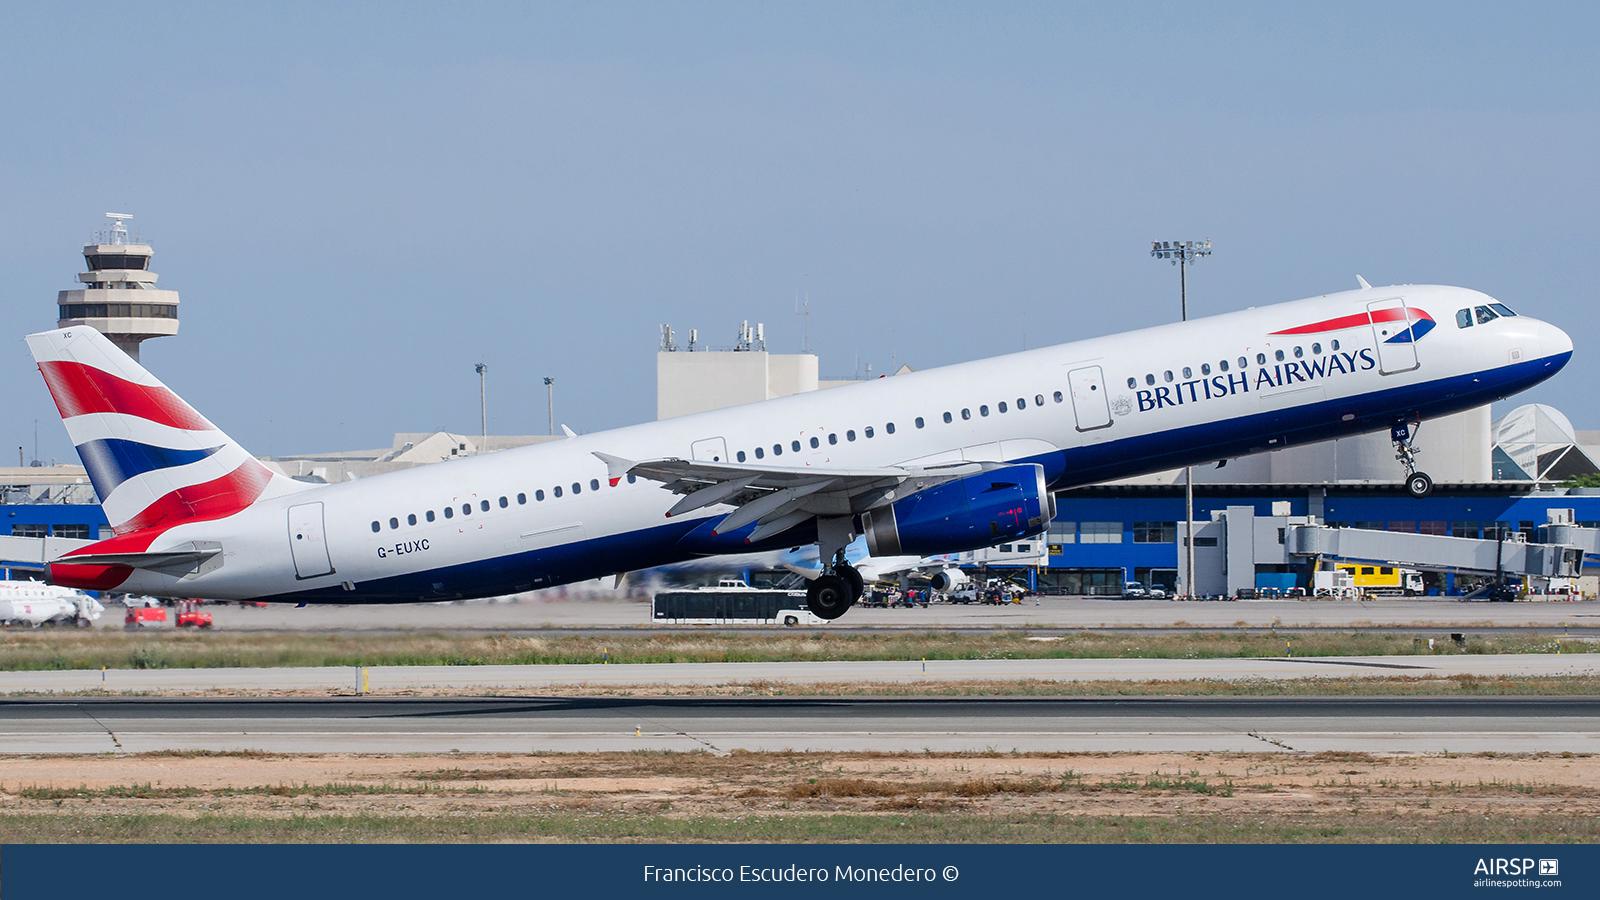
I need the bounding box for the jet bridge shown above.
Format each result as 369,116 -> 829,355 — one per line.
1178,506 -> 1587,598
1288,525 -> 1584,579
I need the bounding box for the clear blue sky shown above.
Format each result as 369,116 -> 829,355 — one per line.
2,2 -> 1596,461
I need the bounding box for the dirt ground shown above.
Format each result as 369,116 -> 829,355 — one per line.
2,749 -> 1594,827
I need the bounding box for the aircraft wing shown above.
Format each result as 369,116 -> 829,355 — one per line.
594,452 -> 985,543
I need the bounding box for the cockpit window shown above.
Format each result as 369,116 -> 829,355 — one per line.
1489,303 -> 1517,317
1456,309 -> 1472,328
1475,305 -> 1499,325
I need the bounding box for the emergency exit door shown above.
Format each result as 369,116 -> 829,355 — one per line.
288,502 -> 335,579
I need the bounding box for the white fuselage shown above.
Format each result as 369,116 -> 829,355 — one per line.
105,284 -> 1572,603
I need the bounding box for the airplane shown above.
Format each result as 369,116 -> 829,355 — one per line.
26,282 -> 1571,620
0,580 -> 104,627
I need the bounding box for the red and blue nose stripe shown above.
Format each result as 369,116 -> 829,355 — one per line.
1272,307 -> 1435,344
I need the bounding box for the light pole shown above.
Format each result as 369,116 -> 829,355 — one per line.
544,377 -> 554,436
1151,239 -> 1212,600
475,363 -> 488,445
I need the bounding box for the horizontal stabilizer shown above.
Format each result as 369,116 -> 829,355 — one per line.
55,541 -> 223,577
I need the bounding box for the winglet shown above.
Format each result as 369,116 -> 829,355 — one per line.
592,451 -> 636,486
561,424 -> 577,438
1356,275 -> 1372,290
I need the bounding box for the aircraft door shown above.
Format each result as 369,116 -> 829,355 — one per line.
1067,366 -> 1113,431
690,437 -> 729,463
1367,298 -> 1420,375
288,502 -> 335,579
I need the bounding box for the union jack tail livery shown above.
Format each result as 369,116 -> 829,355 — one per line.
26,327 -> 300,589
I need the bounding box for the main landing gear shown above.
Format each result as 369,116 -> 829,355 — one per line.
805,553 -> 864,621
1393,419 -> 1433,499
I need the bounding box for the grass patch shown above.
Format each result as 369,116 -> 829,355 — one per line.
0,810 -> 1595,843
0,629 -> 1587,672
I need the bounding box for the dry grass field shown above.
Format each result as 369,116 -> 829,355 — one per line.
0,749 -> 1595,843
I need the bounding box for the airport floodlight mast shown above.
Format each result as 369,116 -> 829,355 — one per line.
544,377 -> 554,436
475,363 -> 488,443
1151,239 -> 1213,599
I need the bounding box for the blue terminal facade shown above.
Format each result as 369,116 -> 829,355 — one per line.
1040,483 -> 1600,595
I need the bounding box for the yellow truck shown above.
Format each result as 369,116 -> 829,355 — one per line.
1334,563 -> 1424,597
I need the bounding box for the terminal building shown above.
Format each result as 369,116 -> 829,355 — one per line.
6,219 -> 1599,596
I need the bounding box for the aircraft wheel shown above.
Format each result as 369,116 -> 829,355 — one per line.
806,575 -> 853,620
1406,471 -> 1433,499
836,564 -> 865,602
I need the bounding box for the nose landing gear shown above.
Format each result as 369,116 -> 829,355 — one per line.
1393,419 -> 1433,498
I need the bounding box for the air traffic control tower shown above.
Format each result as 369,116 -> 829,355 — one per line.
56,214 -> 179,361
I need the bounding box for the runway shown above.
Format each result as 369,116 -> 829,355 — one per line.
2,695 -> 1594,755
4,652 -> 1595,694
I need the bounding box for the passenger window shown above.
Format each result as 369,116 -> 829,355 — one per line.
961,409 -> 971,420
847,430 -> 856,441
463,504 -> 472,515
1127,378 -> 1136,389
499,496 -> 508,508
444,506 -> 454,518
1475,305 -> 1499,324
943,412 -> 953,423
590,479 -> 600,491
1238,356 -> 1248,368
979,405 -> 989,417
1219,359 -> 1229,372
828,433 -> 838,444
1016,398 -> 1026,409
517,493 -> 526,504
1182,367 -> 1192,379
1456,309 -> 1473,328
1293,346 -> 1303,358
914,418 -> 925,429
737,450 -> 746,462
1311,343 -> 1321,355
1274,350 -> 1285,361
1163,371 -> 1173,383
810,436 -> 820,447
370,521 -> 380,533
755,447 -> 764,459
480,500 -> 490,511
1489,303 -> 1517,317
535,490 -> 544,501
1256,353 -> 1266,365
791,440 -> 801,452
627,474 -> 637,483
389,517 -> 399,530
1053,391 -> 1063,403
1034,394 -> 1044,406
885,422 -> 895,434
864,426 -> 875,438
426,510 -> 436,522
773,444 -> 782,456
1145,374 -> 1155,386
407,513 -> 417,525
553,486 -> 562,498
998,402 -> 1008,413
571,483 -> 581,494
1331,340 -> 1340,351
1200,364 -> 1210,376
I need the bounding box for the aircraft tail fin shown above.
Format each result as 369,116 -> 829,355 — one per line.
25,326 -> 289,536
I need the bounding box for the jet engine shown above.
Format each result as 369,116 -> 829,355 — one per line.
861,463 -> 1054,558
929,568 -> 968,592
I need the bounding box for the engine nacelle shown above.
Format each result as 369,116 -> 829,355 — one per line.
861,463 -> 1054,558
929,568 -> 968,592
